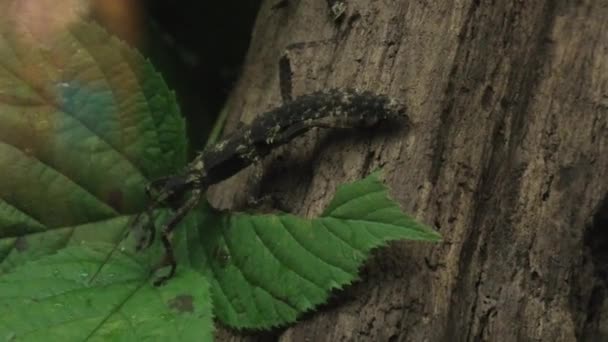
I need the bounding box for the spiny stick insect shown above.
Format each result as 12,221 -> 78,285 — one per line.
91,40 -> 407,286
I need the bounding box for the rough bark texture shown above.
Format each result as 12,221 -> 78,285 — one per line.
209,0 -> 608,341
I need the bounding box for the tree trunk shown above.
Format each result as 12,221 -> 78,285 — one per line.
208,0 -> 608,341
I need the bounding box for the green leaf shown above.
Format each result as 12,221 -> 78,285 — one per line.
0,245 -> 213,342
0,16 -> 186,270
182,172 -> 440,329
1,215 -> 129,274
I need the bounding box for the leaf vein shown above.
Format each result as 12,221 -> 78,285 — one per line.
0,29 -> 150,182
220,220 -> 298,314
279,216 -> 353,276
316,218 -> 362,252
67,26 -> 160,179
323,189 -> 385,217
84,279 -> 148,341
250,218 -> 325,291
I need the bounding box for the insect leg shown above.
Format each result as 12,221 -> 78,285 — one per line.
278,54 -> 293,103
145,176 -> 172,198
152,188 -> 203,286
279,39 -> 338,103
135,200 -> 160,251
129,177 -> 172,251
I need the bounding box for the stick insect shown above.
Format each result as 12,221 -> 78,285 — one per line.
91,39 -> 407,286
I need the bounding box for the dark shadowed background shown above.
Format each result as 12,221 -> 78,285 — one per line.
95,0 -> 263,151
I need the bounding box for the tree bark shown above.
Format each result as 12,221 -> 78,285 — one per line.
208,0 -> 608,341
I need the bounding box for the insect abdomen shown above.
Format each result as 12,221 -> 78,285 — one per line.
201,89 -> 405,185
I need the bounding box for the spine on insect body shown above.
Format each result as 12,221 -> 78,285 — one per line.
191,89 -> 406,186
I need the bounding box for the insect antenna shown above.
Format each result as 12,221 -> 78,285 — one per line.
87,201 -> 159,285
87,218 -> 133,285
